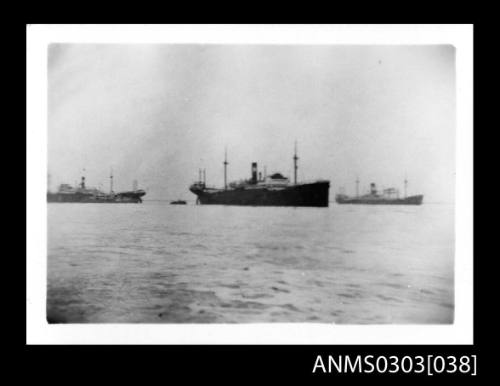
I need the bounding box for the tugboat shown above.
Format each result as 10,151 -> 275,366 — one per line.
335,178 -> 423,205
47,172 -> 146,203
189,144 -> 330,207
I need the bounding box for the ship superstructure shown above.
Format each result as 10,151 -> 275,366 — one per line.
189,144 -> 330,207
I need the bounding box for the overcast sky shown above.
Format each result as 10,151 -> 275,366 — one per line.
48,44 -> 455,202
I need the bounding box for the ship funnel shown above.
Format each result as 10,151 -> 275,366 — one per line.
251,162 -> 258,184
370,183 -> 377,195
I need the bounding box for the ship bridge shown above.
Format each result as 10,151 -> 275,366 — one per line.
259,172 -> 289,186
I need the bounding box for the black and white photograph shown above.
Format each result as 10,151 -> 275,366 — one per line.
27,25 -> 473,344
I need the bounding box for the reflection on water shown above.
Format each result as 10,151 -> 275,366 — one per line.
47,201 -> 454,323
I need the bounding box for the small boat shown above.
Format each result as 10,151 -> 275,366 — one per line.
170,200 -> 187,205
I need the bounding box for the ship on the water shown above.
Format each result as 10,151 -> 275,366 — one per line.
189,144 -> 330,207
47,173 -> 146,203
335,179 -> 423,205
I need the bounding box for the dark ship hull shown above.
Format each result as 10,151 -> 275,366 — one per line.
335,194 -> 423,205
190,181 -> 330,207
47,190 -> 146,203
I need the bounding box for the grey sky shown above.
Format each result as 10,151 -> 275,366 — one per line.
48,44 -> 455,202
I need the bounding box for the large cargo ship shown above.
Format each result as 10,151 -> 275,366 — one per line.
335,180 -> 423,205
189,145 -> 330,207
47,174 -> 146,203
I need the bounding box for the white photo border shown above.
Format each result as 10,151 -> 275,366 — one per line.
26,24 -> 473,344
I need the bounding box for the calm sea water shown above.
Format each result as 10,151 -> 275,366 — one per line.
47,201 -> 454,324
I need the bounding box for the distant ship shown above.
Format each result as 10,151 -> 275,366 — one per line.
189,144 -> 330,207
335,180 -> 423,205
47,173 -> 146,203
170,200 -> 187,205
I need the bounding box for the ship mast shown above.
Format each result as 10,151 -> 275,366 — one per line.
81,168 -> 86,189
356,176 -> 359,198
404,174 -> 408,199
223,147 -> 228,190
110,168 -> 114,193
293,141 -> 298,185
